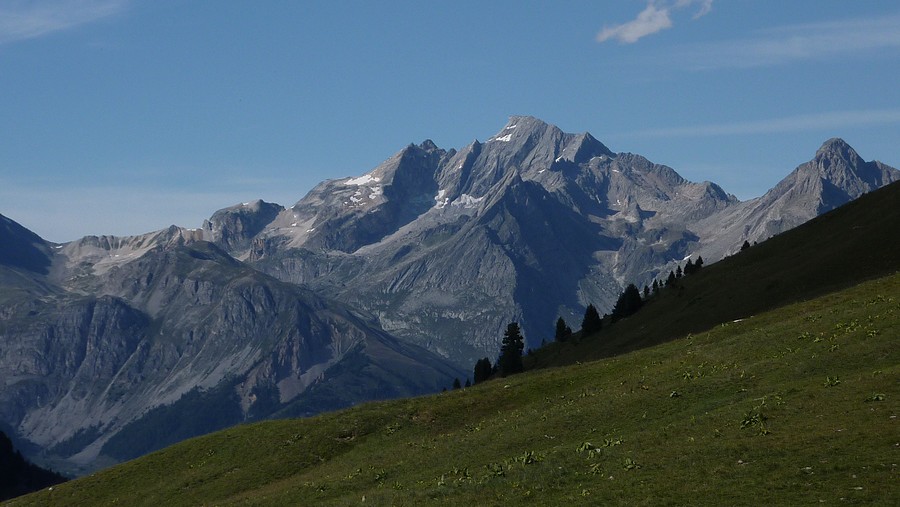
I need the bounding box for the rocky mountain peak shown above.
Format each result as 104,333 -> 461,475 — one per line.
804,138 -> 898,193
814,137 -> 864,170
491,115 -> 562,142
504,114 -> 552,130
202,200 -> 284,254
418,139 -> 440,152
561,132 -> 615,164
816,137 -> 854,155
699,138 -> 899,260
485,116 -> 615,171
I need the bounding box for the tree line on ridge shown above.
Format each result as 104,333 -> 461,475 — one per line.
448,256 -> 706,389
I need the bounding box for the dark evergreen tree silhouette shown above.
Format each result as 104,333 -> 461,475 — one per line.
452,378 -> 462,389
498,322 -> 525,377
684,258 -> 695,275
0,430 -> 66,501
652,279 -> 660,295
666,270 -> 676,286
696,256 -> 704,270
581,304 -> 603,336
612,283 -> 643,321
473,357 -> 492,384
741,240 -> 751,251
554,317 -> 573,342
642,285 -> 650,299
464,378 -> 471,388
675,265 -> 683,278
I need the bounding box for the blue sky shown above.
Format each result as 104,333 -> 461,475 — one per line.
1,1 -> 898,242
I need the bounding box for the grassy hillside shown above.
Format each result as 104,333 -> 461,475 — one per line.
530,180 -> 900,369
7,271 -> 898,506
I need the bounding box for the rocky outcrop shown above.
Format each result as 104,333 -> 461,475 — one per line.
202,200 -> 284,255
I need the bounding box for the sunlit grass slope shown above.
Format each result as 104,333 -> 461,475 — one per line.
8,272 -> 898,506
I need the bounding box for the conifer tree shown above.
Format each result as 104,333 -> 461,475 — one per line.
675,265 -> 683,278
581,304 -> 602,336
741,240 -> 751,251
554,317 -> 573,342
464,378 -> 471,388
696,256 -> 704,270
652,279 -> 659,294
643,285 -> 650,299
0,430 -> 65,499
473,358 -> 492,384
684,258 -> 695,275
666,271 -> 676,286
452,378 -> 461,390
498,322 -> 525,377
612,283 -> 643,321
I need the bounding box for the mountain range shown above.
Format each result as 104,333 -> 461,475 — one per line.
207,117 -> 898,363
0,116 -> 896,474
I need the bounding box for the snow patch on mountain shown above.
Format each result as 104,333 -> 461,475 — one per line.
434,189 -> 449,209
344,174 -> 381,186
452,194 -> 485,208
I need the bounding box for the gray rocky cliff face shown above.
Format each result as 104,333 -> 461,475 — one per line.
0,228 -> 461,475
202,200 -> 284,255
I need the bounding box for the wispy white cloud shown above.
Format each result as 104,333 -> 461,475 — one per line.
679,0 -> 713,20
0,0 -> 127,45
597,4 -> 672,44
672,12 -> 900,69
630,109 -> 900,138
597,0 -> 713,44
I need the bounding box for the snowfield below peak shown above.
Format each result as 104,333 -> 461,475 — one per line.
344,174 -> 381,186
